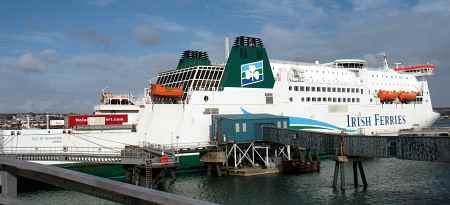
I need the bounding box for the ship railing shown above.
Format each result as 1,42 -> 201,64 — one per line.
141,141 -> 211,153
0,146 -> 123,155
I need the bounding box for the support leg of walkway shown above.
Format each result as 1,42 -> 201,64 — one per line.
216,164 -> 222,177
357,161 -> 368,189
340,162 -> 346,191
207,164 -> 212,176
353,161 -> 359,188
332,161 -> 339,189
0,171 -> 17,198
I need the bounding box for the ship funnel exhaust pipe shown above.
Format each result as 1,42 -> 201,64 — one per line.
224,37 -> 230,62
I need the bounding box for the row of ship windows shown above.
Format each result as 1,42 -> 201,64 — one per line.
291,97 -> 361,103
289,86 -> 363,94
371,74 -> 410,80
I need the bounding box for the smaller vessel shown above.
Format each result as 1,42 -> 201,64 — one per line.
377,90 -> 398,103
398,91 -> 418,103
150,84 -> 184,97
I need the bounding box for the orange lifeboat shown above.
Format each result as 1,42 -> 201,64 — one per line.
377,90 -> 398,102
150,84 -> 184,97
398,91 -> 417,102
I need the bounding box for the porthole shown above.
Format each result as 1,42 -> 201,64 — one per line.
204,96 -> 209,102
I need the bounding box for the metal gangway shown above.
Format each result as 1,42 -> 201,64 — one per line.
0,146 -> 178,167
262,127 -> 450,162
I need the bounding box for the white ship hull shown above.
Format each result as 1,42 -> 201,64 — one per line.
1,36 -> 440,155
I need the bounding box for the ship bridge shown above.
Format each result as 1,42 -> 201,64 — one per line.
328,59 -> 368,70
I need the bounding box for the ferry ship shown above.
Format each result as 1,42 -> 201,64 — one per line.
0,36 -> 440,176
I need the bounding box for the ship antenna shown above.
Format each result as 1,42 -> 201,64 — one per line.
383,53 -> 390,70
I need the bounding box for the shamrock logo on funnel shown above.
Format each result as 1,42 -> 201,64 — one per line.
241,60 -> 264,87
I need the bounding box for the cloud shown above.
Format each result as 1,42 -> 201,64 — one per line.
136,15 -> 186,32
414,0 -> 450,13
132,15 -> 188,46
240,0 -> 450,106
132,24 -> 161,45
0,51 -> 179,112
16,53 -> 48,73
0,49 -> 58,73
87,0 -> 115,7
2,32 -> 63,45
66,31 -> 112,48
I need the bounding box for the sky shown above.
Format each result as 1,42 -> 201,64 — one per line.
0,0 -> 449,112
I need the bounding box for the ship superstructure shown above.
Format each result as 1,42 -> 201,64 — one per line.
136,36 -> 439,147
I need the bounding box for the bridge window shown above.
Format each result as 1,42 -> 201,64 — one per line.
242,122 -> 247,132
235,123 -> 240,133
277,121 -> 282,128
283,121 -> 288,128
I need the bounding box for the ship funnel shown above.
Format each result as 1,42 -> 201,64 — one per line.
219,36 -> 275,88
177,50 -> 211,69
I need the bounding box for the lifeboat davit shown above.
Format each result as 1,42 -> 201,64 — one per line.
398,91 -> 417,102
150,84 -> 184,97
377,90 -> 398,102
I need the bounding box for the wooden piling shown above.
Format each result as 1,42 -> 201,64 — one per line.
357,161 -> 368,189
352,161 -> 358,187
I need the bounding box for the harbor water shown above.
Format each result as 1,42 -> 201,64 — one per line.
18,119 -> 450,205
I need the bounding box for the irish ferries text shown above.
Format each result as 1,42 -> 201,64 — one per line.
347,114 -> 406,127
